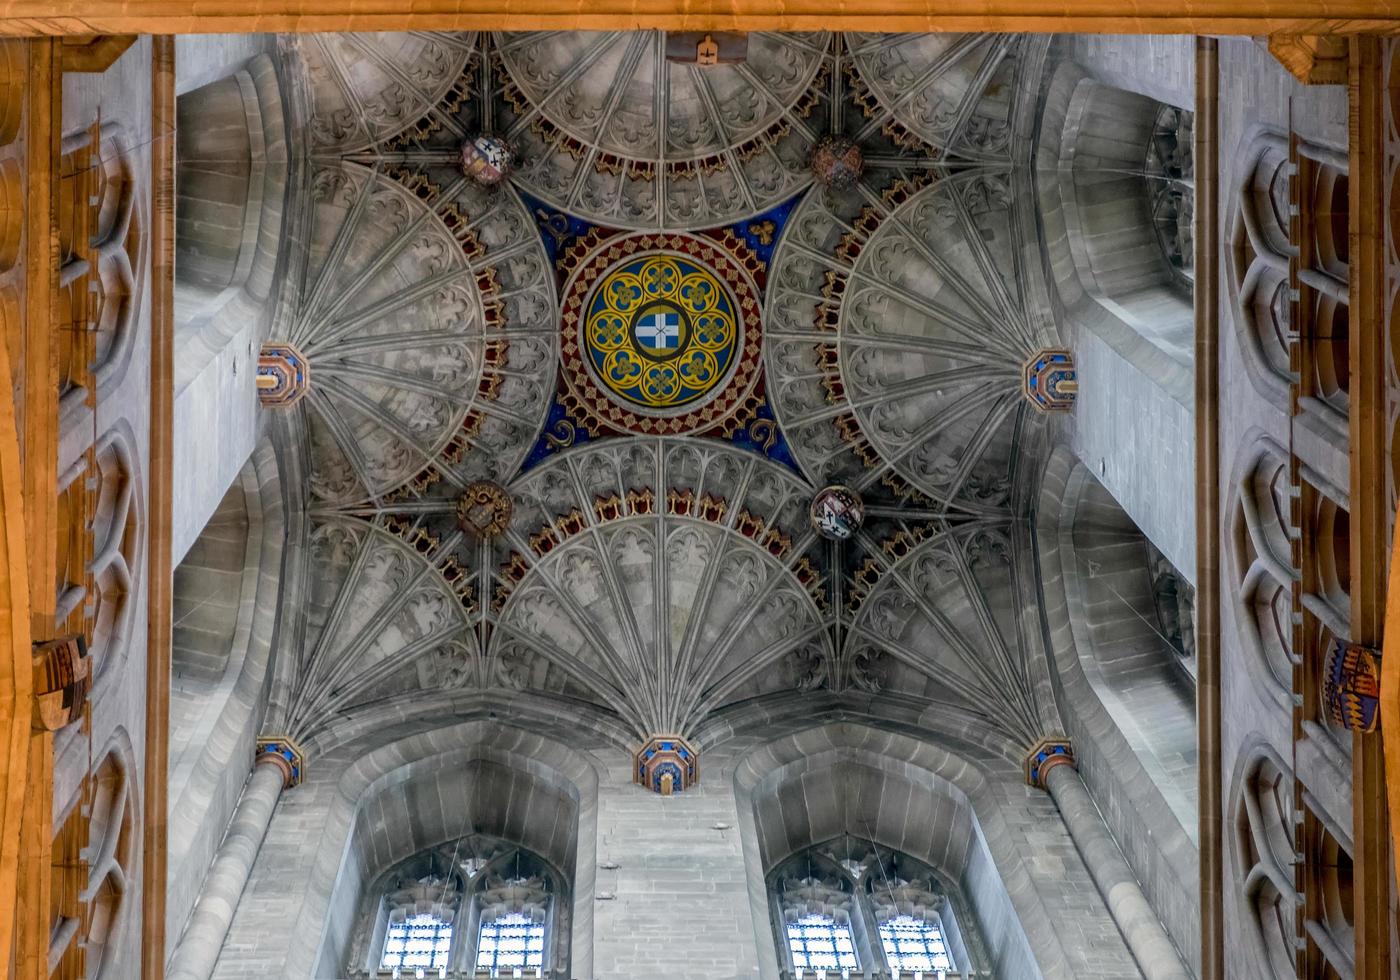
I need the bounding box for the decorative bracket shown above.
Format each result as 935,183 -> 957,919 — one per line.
1267,35 -> 1348,86
1024,737 -> 1075,790
634,734 -> 699,796
256,735 -> 306,789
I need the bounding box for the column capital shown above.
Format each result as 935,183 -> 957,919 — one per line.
256,342 -> 310,407
255,735 -> 306,789
1023,349 -> 1077,413
1024,737 -> 1074,790
633,734 -> 699,796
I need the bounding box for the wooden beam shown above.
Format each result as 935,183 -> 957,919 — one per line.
1193,35 -> 1224,980
141,33 -> 174,980
0,0 -> 1397,36
13,36 -> 57,980
1347,34 -> 1393,980
0,42 -> 32,968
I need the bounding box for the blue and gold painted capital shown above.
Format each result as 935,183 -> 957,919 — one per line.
585,253 -> 739,411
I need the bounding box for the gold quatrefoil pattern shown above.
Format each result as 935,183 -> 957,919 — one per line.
586,253 -> 737,410
561,232 -> 762,435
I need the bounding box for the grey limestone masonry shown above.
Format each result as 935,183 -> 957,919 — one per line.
1212,35 -> 1348,980
591,756 -> 761,979
1069,327 -> 1196,588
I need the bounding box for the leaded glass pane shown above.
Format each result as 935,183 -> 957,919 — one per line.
381,913 -> 453,971
786,913 -> 859,972
879,914 -> 953,972
476,911 -> 546,971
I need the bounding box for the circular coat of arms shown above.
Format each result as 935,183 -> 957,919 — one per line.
460,134 -> 514,186
809,485 -> 864,541
561,232 -> 761,435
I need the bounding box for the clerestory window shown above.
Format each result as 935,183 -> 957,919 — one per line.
768,836 -> 983,978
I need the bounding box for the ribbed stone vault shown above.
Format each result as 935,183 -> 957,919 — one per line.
273,29 -> 1062,762
292,160 -> 557,502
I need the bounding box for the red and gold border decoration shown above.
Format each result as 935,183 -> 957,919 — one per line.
560,232 -> 763,436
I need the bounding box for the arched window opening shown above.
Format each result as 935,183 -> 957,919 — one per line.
1144,105 -> 1195,287
768,836 -> 983,978
1049,75 -> 1196,379
474,875 -> 551,974
348,835 -> 563,978
879,915 -> 953,973
379,877 -> 459,975
1064,466 -> 1198,832
1147,542 -> 1197,679
779,879 -> 860,975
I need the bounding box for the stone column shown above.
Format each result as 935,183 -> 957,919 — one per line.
166,747 -> 293,980
1041,758 -> 1192,980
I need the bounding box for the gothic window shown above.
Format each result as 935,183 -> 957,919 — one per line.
768,837 -> 985,978
1144,104 -> 1196,288
347,836 -> 564,978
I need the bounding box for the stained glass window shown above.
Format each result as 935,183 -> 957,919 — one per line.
380,912 -> 453,972
476,910 -> 546,972
786,912 -> 859,973
879,914 -> 953,973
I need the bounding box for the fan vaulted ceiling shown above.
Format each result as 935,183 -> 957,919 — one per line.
269,29 -> 1062,763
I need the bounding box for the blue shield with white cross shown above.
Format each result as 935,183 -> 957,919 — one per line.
635,310 -> 681,354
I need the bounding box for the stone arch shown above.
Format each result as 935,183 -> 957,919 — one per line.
174,52 -> 289,391
318,753 -> 580,976
1037,61 -> 1194,405
217,721 -> 599,979
1058,457 -> 1197,829
733,724 -> 1074,980
1035,446 -> 1200,966
166,440 -> 284,947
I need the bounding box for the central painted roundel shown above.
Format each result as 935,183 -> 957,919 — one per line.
586,254 -> 739,410
562,232 -> 762,435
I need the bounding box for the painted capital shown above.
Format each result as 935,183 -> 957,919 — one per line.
634,734 -> 699,796
256,735 -> 306,789
256,342 -> 310,408
1023,349 -> 1077,413
1024,737 -> 1075,790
